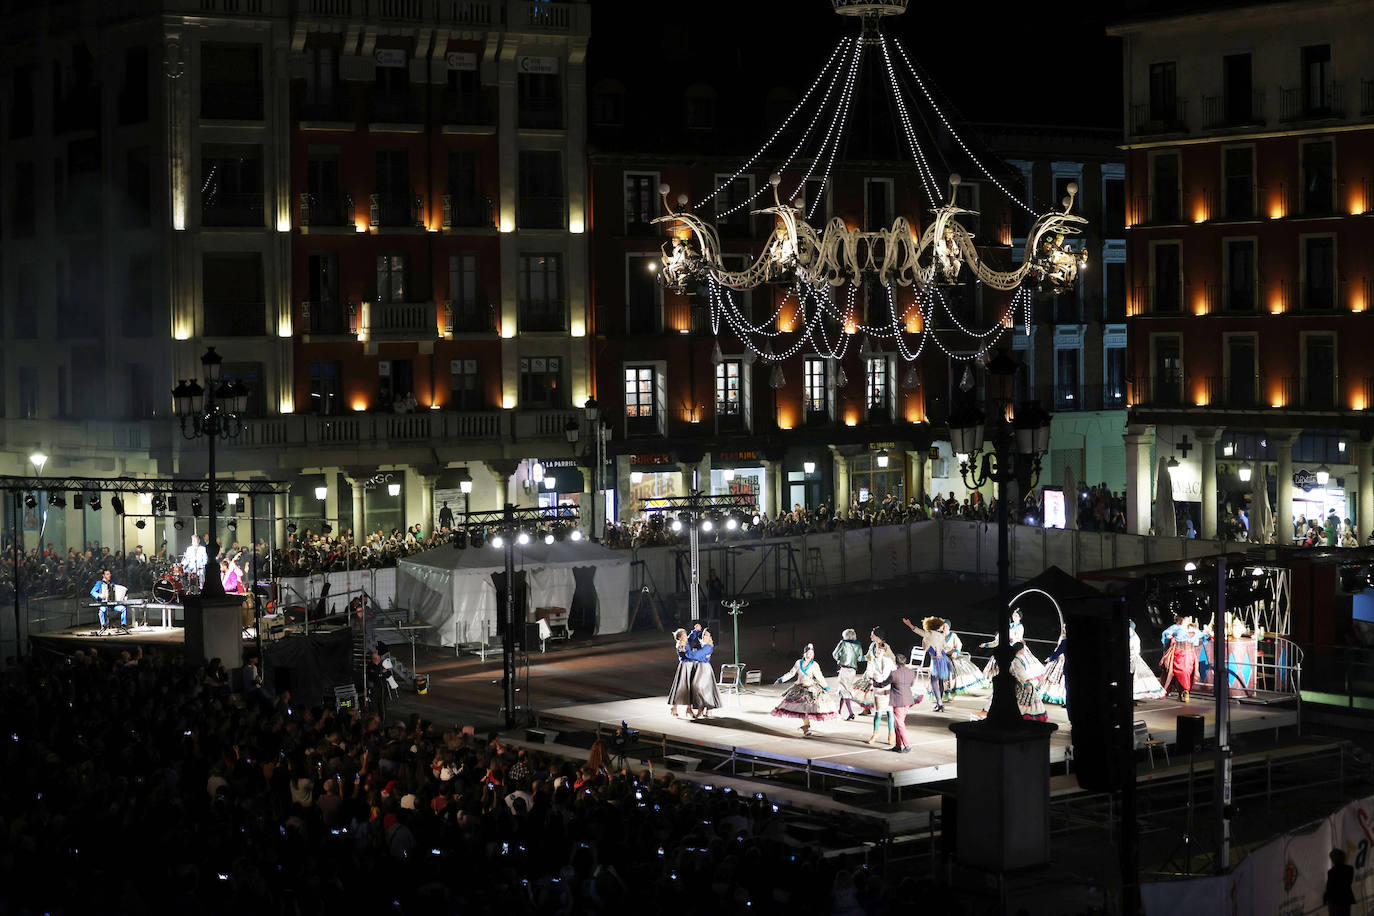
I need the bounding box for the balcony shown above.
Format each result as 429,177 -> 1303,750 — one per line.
202,192 -> 265,228
1128,373 -> 1358,413
518,300 -> 566,333
1128,373 -> 1184,410
1130,99 -> 1188,136
227,409 -> 582,455
439,1 -> 495,26
1133,283 -> 1183,317
302,300 -> 354,338
299,192 -> 353,229
1130,193 -> 1184,226
517,196 -> 566,230
1280,82 -> 1345,121
511,1 -> 587,32
445,298 -> 497,334
443,193 -> 496,230
1201,90 -> 1265,129
443,95 -> 490,126
363,300 -> 438,341
370,192 -> 423,229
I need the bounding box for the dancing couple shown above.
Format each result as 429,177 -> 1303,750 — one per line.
667,624 -> 721,719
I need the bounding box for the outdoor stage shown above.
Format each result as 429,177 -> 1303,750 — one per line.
535,686 -> 1300,802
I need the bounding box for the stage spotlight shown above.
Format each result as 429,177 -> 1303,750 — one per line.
491,534 -> 505,549
517,531 -> 531,546
48,492 -> 66,508
167,496 -> 178,512
544,533 -> 555,545
135,520 -> 146,529
151,493 -> 164,512
570,529 -> 583,542
24,492 -> 36,509
671,518 -> 683,532
88,493 -> 101,511
214,498 -> 226,513
174,519 -> 185,530
726,517 -> 738,531
554,526 -> 567,542
452,530 -> 468,549
112,495 -> 125,515
73,493 -> 84,511
286,522 -> 298,534
471,529 -> 485,549
190,498 -> 202,517
227,519 -> 237,531
701,518 -> 713,532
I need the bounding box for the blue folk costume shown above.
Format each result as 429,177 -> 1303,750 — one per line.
943,630 -> 990,696
90,577 -> 126,628
684,640 -> 722,712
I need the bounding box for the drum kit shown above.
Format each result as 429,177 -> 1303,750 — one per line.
152,564 -> 197,603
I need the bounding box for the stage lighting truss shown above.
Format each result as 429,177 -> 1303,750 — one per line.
645,495 -> 760,532
651,9 -> 1089,371
448,506 -> 581,550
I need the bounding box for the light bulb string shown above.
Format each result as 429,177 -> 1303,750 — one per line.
693,38 -> 851,213
879,36 -> 942,208
798,36 -> 865,223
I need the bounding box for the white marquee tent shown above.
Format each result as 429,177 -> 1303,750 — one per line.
395,540 -> 633,647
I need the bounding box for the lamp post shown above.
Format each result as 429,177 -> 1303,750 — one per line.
458,466 -> 473,516
172,347 -> 248,601
945,350 -> 1056,873
566,398 -> 608,540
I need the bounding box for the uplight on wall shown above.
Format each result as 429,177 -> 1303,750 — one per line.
278,317 -> 293,337
277,216 -> 292,232
352,400 -> 368,412
569,217 -> 585,234
503,394 -> 516,409
571,319 -> 586,337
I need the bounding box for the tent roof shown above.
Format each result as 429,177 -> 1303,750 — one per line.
973,565 -> 1103,611
399,538 -> 628,574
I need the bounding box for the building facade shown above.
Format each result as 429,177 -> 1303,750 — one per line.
0,0 -> 592,553
1110,0 -> 1374,539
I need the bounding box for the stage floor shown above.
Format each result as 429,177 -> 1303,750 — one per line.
536,686 -> 1299,799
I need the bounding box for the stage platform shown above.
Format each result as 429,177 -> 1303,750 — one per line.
535,686 -> 1299,802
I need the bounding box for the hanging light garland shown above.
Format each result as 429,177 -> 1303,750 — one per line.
654,4 -> 1089,373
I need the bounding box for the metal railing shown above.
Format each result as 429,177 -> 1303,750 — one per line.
299,191 -> 354,228
1280,81 -> 1345,121
443,193 -> 495,229
1132,282 -> 1183,315
1130,99 -> 1188,135
202,192 -> 265,228
1131,193 -> 1183,226
445,298 -> 497,334
518,300 -> 567,332
370,192 -> 422,229
302,300 -> 353,336
365,300 -> 438,340
1201,89 -> 1265,129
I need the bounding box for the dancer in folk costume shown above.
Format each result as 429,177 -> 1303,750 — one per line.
902,616 -> 955,712
1160,614 -> 1206,702
1039,627 -> 1068,707
986,642 -> 1049,720
667,629 -> 694,716
980,609 -> 1039,679
771,644 -> 840,736
831,627 -> 866,721
942,619 -> 990,696
862,629 -> 898,747
685,628 -> 722,719
1129,620 -> 1166,700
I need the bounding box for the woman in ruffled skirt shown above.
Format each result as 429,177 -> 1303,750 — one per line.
980,609 -> 1040,680
943,623 -> 990,696
986,643 -> 1049,721
772,644 -> 841,736
1039,628 -> 1068,707
1129,620 -> 1166,700
667,629 -> 694,716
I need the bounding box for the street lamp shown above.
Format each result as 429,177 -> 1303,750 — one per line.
947,351 -> 1052,725
566,398 -> 608,540
171,346 -> 248,601
458,466 -> 473,516
1238,462 -> 1253,483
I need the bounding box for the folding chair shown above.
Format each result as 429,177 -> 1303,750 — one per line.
717,664 -> 744,707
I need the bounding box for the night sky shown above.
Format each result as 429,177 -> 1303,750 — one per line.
590,0 -> 1123,132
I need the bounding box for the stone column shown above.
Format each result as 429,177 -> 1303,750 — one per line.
1275,432 -> 1300,543
911,448 -> 927,508
486,459 -> 520,513
1196,428 -> 1221,540
342,471 -> 367,539
273,492 -> 287,547
762,459 -> 782,518
1359,441 -> 1374,539
414,467 -> 443,536
1123,426 -> 1155,536
325,469 -> 341,532
831,446 -> 851,513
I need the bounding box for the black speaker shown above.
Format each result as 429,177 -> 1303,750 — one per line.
524,622 -> 542,651
1064,596 -> 1133,792
1176,714 -> 1205,754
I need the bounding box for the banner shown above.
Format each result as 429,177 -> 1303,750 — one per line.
1143,794 -> 1374,916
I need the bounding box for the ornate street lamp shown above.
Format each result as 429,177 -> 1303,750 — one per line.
171,346 -> 248,601
946,351 -> 1051,723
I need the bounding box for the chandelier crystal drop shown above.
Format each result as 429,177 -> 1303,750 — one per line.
654,7 -> 1088,372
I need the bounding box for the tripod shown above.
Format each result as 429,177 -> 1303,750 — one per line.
1160,749 -> 1206,875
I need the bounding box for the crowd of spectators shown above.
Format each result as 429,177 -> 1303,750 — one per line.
1,539 -> 166,602
272,525 -> 441,576
0,647 -> 949,914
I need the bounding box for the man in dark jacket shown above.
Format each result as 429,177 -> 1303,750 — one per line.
876,653 -> 919,753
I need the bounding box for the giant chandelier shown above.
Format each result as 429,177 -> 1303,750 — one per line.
654,0 -> 1088,378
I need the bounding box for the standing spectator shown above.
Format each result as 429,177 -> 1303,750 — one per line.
1325,848 -> 1355,916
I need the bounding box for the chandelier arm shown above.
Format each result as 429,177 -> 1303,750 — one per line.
695,37 -> 852,213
